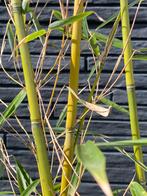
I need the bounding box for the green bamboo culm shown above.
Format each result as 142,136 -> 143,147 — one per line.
120,0 -> 146,186
60,0 -> 83,195
11,0 -> 54,195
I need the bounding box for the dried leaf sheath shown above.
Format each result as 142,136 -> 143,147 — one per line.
11,0 -> 54,195
60,0 -> 83,195
120,0 -> 146,185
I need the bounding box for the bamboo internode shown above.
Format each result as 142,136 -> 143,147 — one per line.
120,0 -> 146,186
11,0 -> 54,195
60,0 -> 83,195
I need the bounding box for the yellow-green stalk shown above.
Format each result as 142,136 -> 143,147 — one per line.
60,0 -> 83,195
120,0 -> 146,185
11,0 -> 54,195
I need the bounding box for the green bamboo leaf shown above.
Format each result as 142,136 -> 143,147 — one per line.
68,162 -> 84,196
0,192 -> 14,195
22,0 -> 32,13
0,88 -> 27,126
21,179 -> 40,196
133,54 -> 147,61
54,183 -> 61,192
16,162 -> 27,193
99,97 -> 129,115
30,12 -> 45,44
93,32 -> 123,48
6,22 -> 15,52
76,141 -> 113,196
87,61 -> 99,81
53,127 -> 65,132
48,11 -> 94,30
24,29 -> 46,43
56,105 -> 67,127
15,159 -> 32,186
96,139 -> 147,148
89,33 -> 100,56
53,10 -> 62,20
130,182 -> 147,196
82,18 -> 89,39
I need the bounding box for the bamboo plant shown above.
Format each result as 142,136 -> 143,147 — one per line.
60,0 -> 83,195
11,0 -> 54,195
120,0 -> 146,186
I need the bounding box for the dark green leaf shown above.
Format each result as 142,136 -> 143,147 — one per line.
89,33 -> 100,56
93,32 -> 122,48
82,18 -> 89,39
21,179 -> 40,196
56,105 -> 67,127
68,162 -> 84,195
0,88 -> 27,127
15,159 -> 32,186
99,97 -> 129,115
6,22 -> 15,52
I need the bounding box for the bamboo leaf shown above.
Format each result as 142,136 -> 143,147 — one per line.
93,32 -> 123,48
53,10 -> 62,20
16,162 -> 27,193
0,88 -> 27,126
68,162 -> 84,196
68,87 -> 111,117
133,54 -> 147,61
30,12 -> 45,44
96,139 -> 147,148
99,97 -> 129,115
82,18 -> 89,39
15,159 -> 33,193
54,183 -> 61,192
89,33 -> 100,56
23,29 -> 46,43
0,192 -> 14,195
56,105 -> 67,127
6,22 -> 15,52
22,0 -> 32,13
130,181 -> 147,196
15,159 -> 32,186
48,11 -> 94,30
21,179 -> 40,196
76,141 -> 113,196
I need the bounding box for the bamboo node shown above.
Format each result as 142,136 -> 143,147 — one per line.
11,3 -> 22,13
127,84 -> 135,89
66,128 -> 75,133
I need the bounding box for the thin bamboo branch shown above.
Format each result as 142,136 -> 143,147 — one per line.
11,0 -> 54,195
60,0 -> 83,195
120,0 -> 146,186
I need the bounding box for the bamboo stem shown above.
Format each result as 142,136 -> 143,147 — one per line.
11,0 -> 54,195
60,0 -> 83,195
120,0 -> 146,185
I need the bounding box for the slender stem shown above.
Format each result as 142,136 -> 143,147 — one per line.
11,0 -> 54,195
120,0 -> 146,186
60,0 -> 83,195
